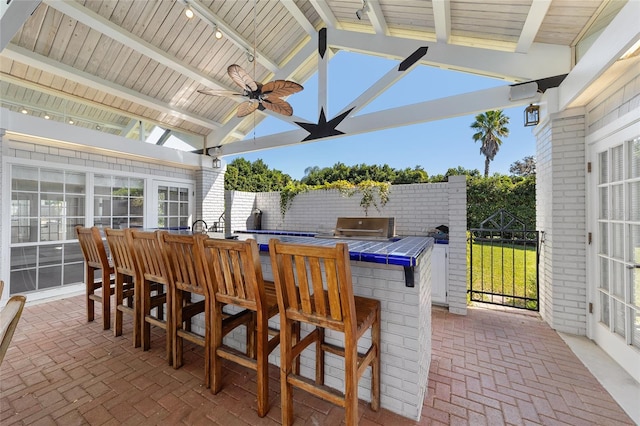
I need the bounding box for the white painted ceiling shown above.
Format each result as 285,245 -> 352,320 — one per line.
0,0 -> 635,157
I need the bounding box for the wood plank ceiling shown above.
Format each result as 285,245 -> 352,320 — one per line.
0,0 -> 624,156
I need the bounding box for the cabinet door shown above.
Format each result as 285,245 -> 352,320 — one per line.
431,244 -> 448,304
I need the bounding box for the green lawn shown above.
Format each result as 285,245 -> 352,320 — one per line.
468,239 -> 538,309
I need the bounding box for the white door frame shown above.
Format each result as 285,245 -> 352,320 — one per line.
586,111 -> 640,383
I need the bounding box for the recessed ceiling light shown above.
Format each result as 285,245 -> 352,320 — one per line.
185,7 -> 194,19
68,119 -> 74,124
21,108 -> 28,114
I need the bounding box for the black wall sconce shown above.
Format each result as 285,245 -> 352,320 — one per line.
207,146 -> 222,169
524,104 -> 540,127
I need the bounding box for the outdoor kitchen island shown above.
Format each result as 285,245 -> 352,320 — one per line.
217,230 -> 434,421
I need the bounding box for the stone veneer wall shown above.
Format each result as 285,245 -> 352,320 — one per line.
227,176 -> 467,315
535,109 -> 587,335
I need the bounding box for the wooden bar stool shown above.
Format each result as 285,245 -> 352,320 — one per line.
104,228 -> 139,347
269,240 -> 381,426
159,232 -> 210,383
197,237 -> 280,417
75,225 -> 115,330
130,229 -> 172,364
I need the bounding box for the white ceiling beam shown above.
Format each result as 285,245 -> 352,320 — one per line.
42,0 -> 236,94
219,84 -> 539,156
559,0 -> 640,110
280,0 -> 316,35
309,0 -> 338,29
336,47 -> 427,117
329,29 -> 570,81
516,0 -> 551,53
0,0 -> 41,51
432,0 -> 451,44
184,0 -> 279,73
0,72 -> 205,139
2,45 -> 222,130
366,1 -> 389,36
1,108 -> 208,168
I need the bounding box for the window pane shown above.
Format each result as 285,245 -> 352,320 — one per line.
94,175 -> 112,195
599,151 -> 608,184
632,225 -> 640,264
39,266 -> 62,289
611,261 -> 625,298
599,187 -> 608,219
613,299 -> 625,337
94,196 -> 112,216
600,292 -> 610,327
599,222 -> 608,255
11,246 -> 37,269
64,262 -> 84,285
10,269 -> 37,294
113,197 -> 128,216
599,257 -> 609,291
169,202 -> 178,216
130,198 -> 143,215
11,218 -> 38,243
611,145 -> 623,182
179,188 -> 189,201
40,169 -> 64,192
41,218 -> 63,242
40,245 -> 62,267
66,195 -> 85,216
65,172 -> 85,194
612,223 -> 624,260
41,194 -> 64,216
12,166 -> 38,191
629,137 -> 640,179
632,309 -> 640,350
611,184 -> 623,220
630,181 -> 639,221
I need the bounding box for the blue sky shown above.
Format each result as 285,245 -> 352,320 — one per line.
225,50 -> 536,180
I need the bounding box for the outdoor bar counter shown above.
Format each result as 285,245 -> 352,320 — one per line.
209,230 -> 434,421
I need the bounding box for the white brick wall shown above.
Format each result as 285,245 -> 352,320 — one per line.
229,178 -> 467,315
227,191 -> 259,233
197,168 -> 225,230
535,110 -> 587,335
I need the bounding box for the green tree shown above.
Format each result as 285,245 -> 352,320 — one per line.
224,158 -> 294,192
470,110 -> 510,177
509,155 -> 536,177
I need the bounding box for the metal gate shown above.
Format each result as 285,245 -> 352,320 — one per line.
469,209 -> 539,311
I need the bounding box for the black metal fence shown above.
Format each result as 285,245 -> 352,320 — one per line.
468,209 -> 539,311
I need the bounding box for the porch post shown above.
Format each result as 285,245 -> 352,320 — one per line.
535,107 -> 588,335
195,161 -> 225,233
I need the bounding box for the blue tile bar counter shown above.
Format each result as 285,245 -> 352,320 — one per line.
231,230 -> 434,268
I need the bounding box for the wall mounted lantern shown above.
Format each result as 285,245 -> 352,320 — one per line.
524,104 -> 540,127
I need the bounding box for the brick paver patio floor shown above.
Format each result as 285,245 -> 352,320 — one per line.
0,294 -> 634,425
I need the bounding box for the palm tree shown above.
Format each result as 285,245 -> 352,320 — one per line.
470,110 -> 510,177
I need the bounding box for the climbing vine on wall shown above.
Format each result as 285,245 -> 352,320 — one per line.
279,180 -> 390,218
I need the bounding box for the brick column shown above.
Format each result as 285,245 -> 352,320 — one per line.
196,165 -> 225,231
535,109 -> 587,335
447,175 -> 467,315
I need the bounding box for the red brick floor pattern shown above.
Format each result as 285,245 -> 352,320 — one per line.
0,295 -> 634,425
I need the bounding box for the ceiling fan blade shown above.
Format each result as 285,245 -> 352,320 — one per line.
261,97 -> 293,116
262,80 -> 303,98
228,64 -> 258,92
197,89 -> 242,97
236,100 -> 259,117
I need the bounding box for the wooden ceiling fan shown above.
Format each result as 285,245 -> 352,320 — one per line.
198,64 -> 303,117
